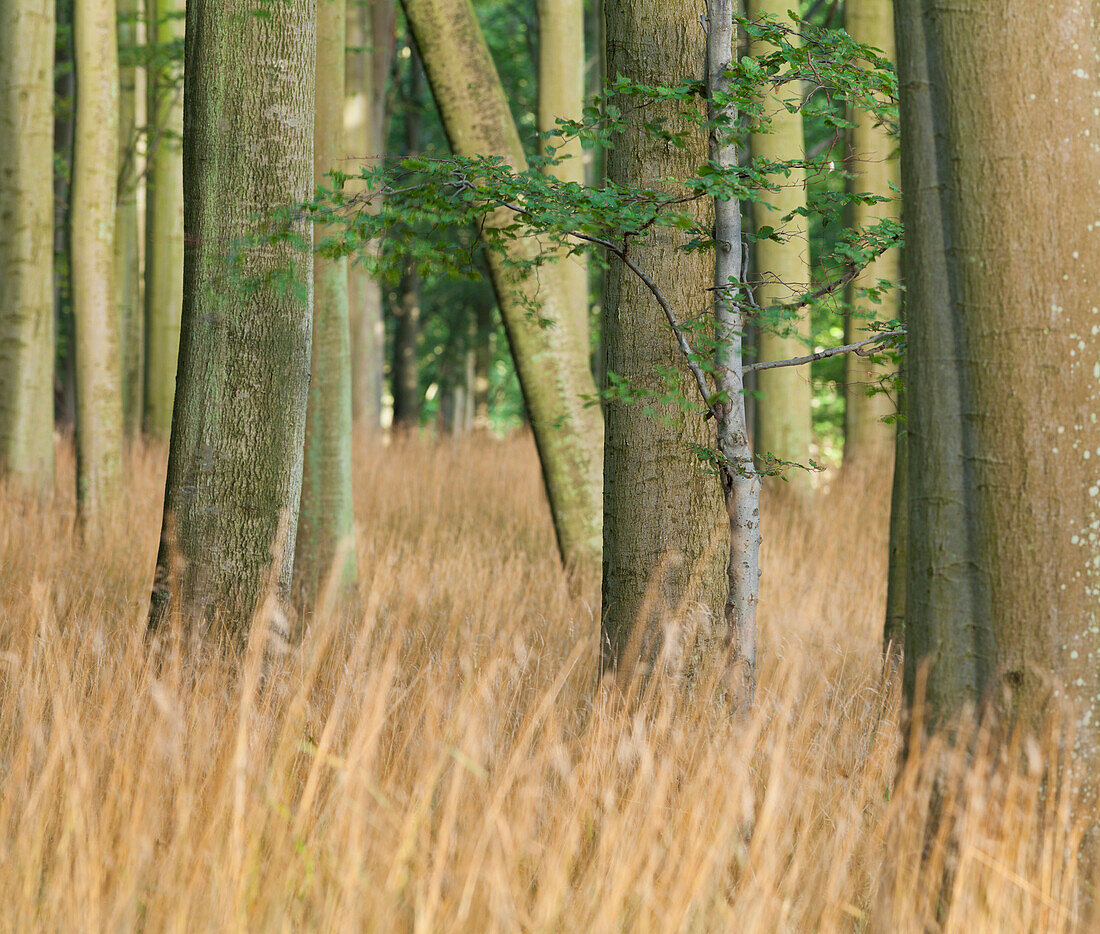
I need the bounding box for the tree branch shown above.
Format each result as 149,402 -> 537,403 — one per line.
742,329 -> 903,373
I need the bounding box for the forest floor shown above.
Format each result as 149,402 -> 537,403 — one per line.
0,434 -> 1085,932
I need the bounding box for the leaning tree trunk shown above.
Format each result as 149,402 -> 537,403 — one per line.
71,0 -> 124,520
296,0 -> 357,597
601,0 -> 726,670
150,0 -> 315,638
402,0 -> 603,577
537,0 -> 589,354
0,0 -> 56,493
843,0 -> 898,464
143,0 -> 184,439
746,0 -> 811,496
900,0 -> 1100,748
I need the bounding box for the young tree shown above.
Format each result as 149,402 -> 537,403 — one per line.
296,0 -> 358,595
0,0 -> 56,493
143,0 -> 184,439
401,0 -> 603,577
71,0 -> 124,519
150,0 -> 315,637
898,0 -> 1100,748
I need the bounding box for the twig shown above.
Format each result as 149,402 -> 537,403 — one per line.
742,329 -> 903,373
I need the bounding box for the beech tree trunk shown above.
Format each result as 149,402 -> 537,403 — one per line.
71,0 -> 124,520
843,0 -> 898,464
746,0 -> 811,495
296,0 -> 357,596
0,0 -> 56,492
899,0 -> 1100,749
143,0 -> 184,439
402,0 -> 603,576
601,0 -> 726,668
391,268 -> 421,430
150,0 -> 315,637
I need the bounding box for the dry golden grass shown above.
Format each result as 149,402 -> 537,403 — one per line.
0,434 -> 1089,932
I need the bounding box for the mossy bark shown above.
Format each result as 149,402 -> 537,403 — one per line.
601,0 -> 726,667
402,0 -> 603,576
0,0 -> 56,493
150,0 -> 315,638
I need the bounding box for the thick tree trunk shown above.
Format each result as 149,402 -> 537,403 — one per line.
601,0 -> 726,669
746,0 -> 811,495
297,0 -> 357,596
537,0 -> 589,354
0,0 -> 56,492
150,0 -> 315,638
402,0 -> 603,576
72,0 -> 124,519
900,0 -> 1100,748
843,0 -> 898,464
115,0 -> 144,438
143,0 -> 184,439
391,268 -> 421,430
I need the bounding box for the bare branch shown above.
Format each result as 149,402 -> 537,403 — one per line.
742,329 -> 903,374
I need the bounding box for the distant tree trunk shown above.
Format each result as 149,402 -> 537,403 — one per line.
150,0 -> 315,638
537,0 -> 588,354
143,0 -> 184,439
54,1 -> 77,429
390,268 -> 421,429
0,0 -> 56,492
115,0 -> 144,438
900,0 -> 1100,744
601,0 -> 726,668
843,0 -> 898,464
71,0 -> 123,519
473,298 -> 492,430
346,0 -> 396,430
296,0 -> 358,597
402,0 -> 603,577
747,0 -> 811,496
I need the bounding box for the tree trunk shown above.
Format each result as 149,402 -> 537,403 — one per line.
402,0 -> 603,577
54,0 -> 77,430
900,0 -> 1100,746
150,0 -> 315,638
391,268 -> 421,430
843,0 -> 898,464
346,0 -> 395,430
883,376 -> 906,654
115,0 -> 144,439
537,0 -> 588,354
473,298 -> 492,430
601,0 -> 726,669
296,0 -> 357,597
746,0 -> 811,495
143,0 -> 184,439
71,0 -> 123,519
0,0 -> 56,493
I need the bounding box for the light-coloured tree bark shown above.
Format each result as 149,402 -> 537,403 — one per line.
402,0 -> 603,577
296,0 -> 358,596
72,0 -> 124,518
537,0 -> 588,354
150,0 -> 315,638
0,0 -> 56,492
346,0 -> 396,429
600,0 -> 726,668
143,0 -> 184,439
115,0 -> 144,438
746,0 -> 812,495
899,0 -> 1100,751
843,0 -> 898,464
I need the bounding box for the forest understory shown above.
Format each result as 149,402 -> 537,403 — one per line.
0,434 -> 1084,933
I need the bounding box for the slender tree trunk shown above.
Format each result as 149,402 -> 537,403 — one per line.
143,0 -> 184,439
72,0 -> 123,519
115,0 -> 144,438
391,268 -> 421,429
473,298 -> 492,430
402,0 -> 603,576
54,0 -> 77,429
296,0 -> 357,597
843,0 -> 898,464
884,392 -> 907,654
346,0 -> 395,430
537,0 -> 589,354
150,0 -> 315,638
900,0 -> 1100,748
746,0 -> 811,495
601,0 -> 726,669
0,0 -> 56,492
